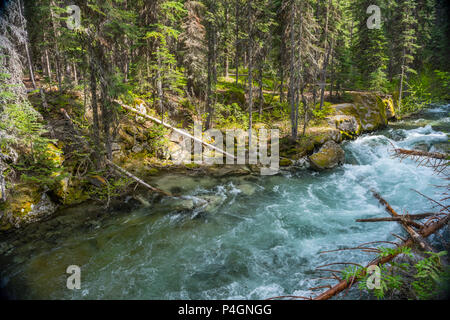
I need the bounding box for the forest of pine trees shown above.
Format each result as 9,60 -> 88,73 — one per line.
1,0 -> 449,184
3,0 -> 450,132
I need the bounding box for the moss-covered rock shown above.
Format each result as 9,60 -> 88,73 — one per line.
280,158 -> 293,167
327,115 -> 360,139
0,184 -> 58,230
309,141 -> 345,171
331,93 -> 390,133
383,97 -> 396,120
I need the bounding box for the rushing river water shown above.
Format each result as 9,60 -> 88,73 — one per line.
0,105 -> 449,300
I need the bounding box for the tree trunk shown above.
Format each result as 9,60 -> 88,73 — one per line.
18,0 -> 36,90
235,0 -> 240,86
73,62 -> 78,86
258,59 -> 264,115
100,81 -> 112,160
156,44 -> 164,124
205,18 -> 215,130
319,0 -> 332,109
89,54 -> 100,147
289,9 -> 297,140
372,191 -> 435,252
44,46 -> 52,81
398,48 -> 406,112
247,1 -> 253,148
50,0 -> 63,92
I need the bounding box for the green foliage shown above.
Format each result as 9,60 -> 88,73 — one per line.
312,102 -> 333,120
378,246 -> 413,258
0,67 -> 66,190
353,248 -> 449,300
215,103 -> 249,129
412,251 -> 449,300
87,175 -> 133,205
145,124 -> 171,157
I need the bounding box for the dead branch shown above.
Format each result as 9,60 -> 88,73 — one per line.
392,148 -> 447,160
319,247 -> 380,254
412,189 -> 450,214
117,101 -> 237,161
356,217 -> 423,229
308,285 -> 332,291
316,262 -> 364,269
390,146 -> 449,175
372,190 -> 436,252
106,159 -> 172,197
313,214 -> 449,300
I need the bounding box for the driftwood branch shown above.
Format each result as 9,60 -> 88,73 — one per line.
117,101 -> 237,161
356,217 -> 423,229
106,159 -> 172,197
372,190 -> 435,252
313,213 -> 450,300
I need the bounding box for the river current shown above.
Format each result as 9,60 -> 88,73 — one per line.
0,105 -> 449,299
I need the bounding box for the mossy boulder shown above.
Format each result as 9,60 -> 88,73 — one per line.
0,184 -> 58,230
311,128 -> 342,146
383,98 -> 396,120
280,137 -> 316,160
332,93 -> 390,133
326,115 -> 360,139
280,158 -> 293,167
309,141 -> 345,171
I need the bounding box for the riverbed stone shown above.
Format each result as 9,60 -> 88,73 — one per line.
238,183 -> 256,196
309,141 -> 345,171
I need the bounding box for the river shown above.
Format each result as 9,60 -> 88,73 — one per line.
0,104 -> 449,299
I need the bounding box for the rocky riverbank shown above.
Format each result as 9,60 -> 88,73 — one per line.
0,92 -> 395,232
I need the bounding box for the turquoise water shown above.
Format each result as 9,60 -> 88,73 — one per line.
0,105 -> 448,300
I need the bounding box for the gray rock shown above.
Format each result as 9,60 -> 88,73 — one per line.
309,141 -> 345,171
327,115 -> 360,134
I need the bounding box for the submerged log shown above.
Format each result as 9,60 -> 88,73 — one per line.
314,213 -> 449,300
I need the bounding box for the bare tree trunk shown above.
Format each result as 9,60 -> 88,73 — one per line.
224,2 -> 229,78
247,3 -> 254,148
258,59 -> 264,115
89,53 -> 100,147
235,0 -> 240,86
330,47 -> 335,99
398,48 -> 406,112
73,62 -> 78,86
50,1 -> 62,92
156,44 -> 164,124
319,0 -> 331,109
44,46 -> 52,81
100,80 -> 112,160
289,8 -> 297,140
18,0 -> 36,90
314,214 -> 449,300
205,18 -> 216,130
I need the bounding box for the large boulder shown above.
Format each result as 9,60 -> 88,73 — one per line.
309,141 -> 345,171
326,115 -> 360,138
332,93 -> 393,133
